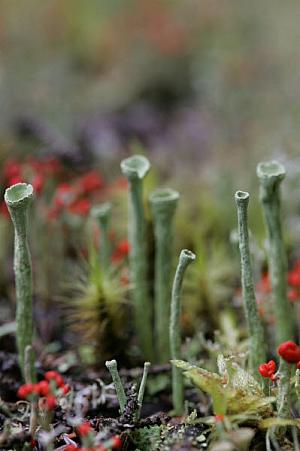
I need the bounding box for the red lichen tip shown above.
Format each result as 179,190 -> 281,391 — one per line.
258,360 -> 277,379
277,341 -> 300,363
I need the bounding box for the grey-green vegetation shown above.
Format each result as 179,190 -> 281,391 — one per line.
257,161 -> 294,344
4,183 -> 35,380
235,191 -> 266,380
150,188 -> 179,362
121,155 -> 154,361
170,249 -> 196,415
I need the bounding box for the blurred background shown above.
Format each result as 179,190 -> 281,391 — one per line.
1,0 -> 300,366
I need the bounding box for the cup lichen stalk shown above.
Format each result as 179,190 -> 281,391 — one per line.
257,161 -> 294,344
91,202 -> 112,271
105,359 -> 127,414
150,188 -> 179,362
235,191 -> 267,380
170,249 -> 196,416
4,183 -> 35,380
276,358 -> 292,418
25,345 -> 38,437
137,361 -> 151,419
120,155 -> 154,360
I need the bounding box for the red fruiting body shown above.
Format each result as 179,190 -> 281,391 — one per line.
111,436 -> 122,448
64,446 -> 77,451
45,395 -> 57,410
297,361 -> 300,370
36,380 -> 50,396
62,384 -> 71,395
17,383 -> 35,399
77,421 -> 92,437
277,341 -> 300,363
45,370 -> 59,380
214,414 -> 224,422
79,170 -> 103,194
54,373 -> 65,388
68,198 -> 90,216
258,360 -> 277,379
288,288 -> 300,302
32,174 -> 44,194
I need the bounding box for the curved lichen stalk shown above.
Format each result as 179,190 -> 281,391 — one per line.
150,188 -> 179,362
257,161 -> 294,344
5,183 -> 35,379
120,155 -> 154,360
170,249 -> 196,415
235,191 -> 267,380
91,202 -> 112,271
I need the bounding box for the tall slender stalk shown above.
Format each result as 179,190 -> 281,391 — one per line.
91,202 -> 112,271
5,183 -> 35,380
150,188 -> 179,362
257,161 -> 294,344
235,191 -> 266,379
170,249 -> 196,415
120,155 -> 154,361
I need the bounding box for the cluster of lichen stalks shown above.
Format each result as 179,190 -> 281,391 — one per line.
4,157 -> 296,418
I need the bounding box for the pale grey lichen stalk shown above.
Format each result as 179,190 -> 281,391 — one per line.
105,359 -> 127,413
5,183 -> 34,379
91,202 -> 112,270
277,359 -> 292,419
235,191 -> 266,379
150,188 -> 179,362
257,161 -> 294,344
137,361 -> 151,419
170,249 -> 196,415
120,155 -> 154,361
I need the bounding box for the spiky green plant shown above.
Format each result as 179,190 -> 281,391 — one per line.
4,183 -> 35,380
67,242 -> 128,364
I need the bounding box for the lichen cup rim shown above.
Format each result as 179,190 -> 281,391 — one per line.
149,187 -> 180,205
180,249 -> 196,261
4,183 -> 33,207
235,190 -> 249,202
120,155 -> 150,179
91,202 -> 112,219
256,160 -> 285,180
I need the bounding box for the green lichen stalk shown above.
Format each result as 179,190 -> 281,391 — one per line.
257,161 -> 294,344
277,359 -> 292,419
4,183 -> 34,379
170,249 -> 196,415
120,155 -> 154,361
105,359 -> 127,413
91,202 -> 112,270
150,188 -> 179,362
235,191 -> 266,379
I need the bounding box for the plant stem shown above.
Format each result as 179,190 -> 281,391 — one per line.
170,249 -> 196,416
235,191 -> 267,380
150,188 -> 179,362
257,161 -> 294,344
137,361 -> 151,418
25,346 -> 38,437
121,155 -> 154,361
5,183 -> 35,380
91,202 -> 112,271
105,359 -> 127,413
276,358 -> 291,418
